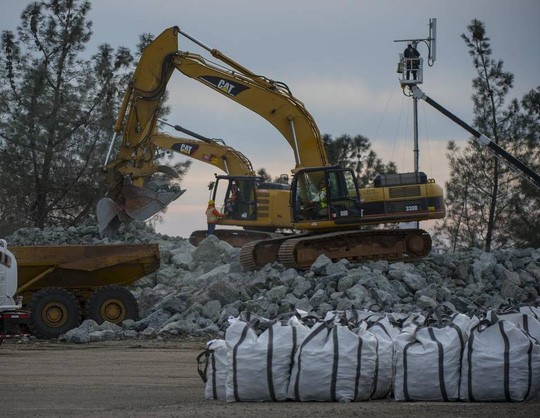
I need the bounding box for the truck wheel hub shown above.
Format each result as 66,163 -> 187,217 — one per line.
43,303 -> 67,327
101,299 -> 125,323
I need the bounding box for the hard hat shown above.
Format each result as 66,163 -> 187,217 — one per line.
208,199 -> 214,205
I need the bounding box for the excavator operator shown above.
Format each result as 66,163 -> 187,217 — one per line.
225,182 -> 239,217
310,178 -> 328,219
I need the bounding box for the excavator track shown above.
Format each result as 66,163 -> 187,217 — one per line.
189,229 -> 283,248
240,229 -> 430,270
239,236 -> 294,270
277,229 -> 431,270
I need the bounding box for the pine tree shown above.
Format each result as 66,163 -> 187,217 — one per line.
505,87 -> 540,247
0,0 -> 133,234
434,20 -> 539,251
256,167 -> 272,182
322,133 -> 396,188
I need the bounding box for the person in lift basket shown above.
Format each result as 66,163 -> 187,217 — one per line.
404,43 -> 420,80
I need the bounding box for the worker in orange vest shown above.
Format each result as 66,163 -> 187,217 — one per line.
206,200 -> 224,236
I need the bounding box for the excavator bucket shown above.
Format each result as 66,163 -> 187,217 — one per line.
121,181 -> 185,220
97,197 -> 125,237
97,181 -> 185,237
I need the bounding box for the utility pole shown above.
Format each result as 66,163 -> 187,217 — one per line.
413,93 -> 419,174
394,18 -> 437,175
394,18 -> 437,228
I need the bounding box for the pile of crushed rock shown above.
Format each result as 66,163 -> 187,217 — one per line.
6,219 -> 540,343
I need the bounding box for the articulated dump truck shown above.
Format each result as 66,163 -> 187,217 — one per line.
0,240 -> 159,342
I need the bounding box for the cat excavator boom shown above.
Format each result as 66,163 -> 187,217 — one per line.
98,26 -> 325,235
152,123 -> 255,177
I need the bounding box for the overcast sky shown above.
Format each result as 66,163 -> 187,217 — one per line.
2,0 -> 539,238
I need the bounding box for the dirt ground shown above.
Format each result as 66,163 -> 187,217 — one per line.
0,339 -> 538,418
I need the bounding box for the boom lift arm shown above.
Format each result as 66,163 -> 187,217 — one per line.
411,85 -> 540,189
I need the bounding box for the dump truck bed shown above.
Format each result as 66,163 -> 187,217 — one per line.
11,244 -> 160,294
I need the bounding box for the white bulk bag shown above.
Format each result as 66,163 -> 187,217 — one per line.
225,315 -> 308,402
287,320 -> 377,402
450,313 -> 480,340
394,319 -> 466,401
520,306 -> 540,321
460,318 -> 540,401
387,312 -> 426,329
366,317 -> 400,399
488,310 -> 540,342
346,309 -> 386,324
198,339 -> 228,400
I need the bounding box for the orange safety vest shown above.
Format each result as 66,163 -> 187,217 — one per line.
206,205 -> 222,223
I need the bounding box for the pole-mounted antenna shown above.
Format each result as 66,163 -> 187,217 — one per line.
428,18 -> 437,66
394,18 -> 437,66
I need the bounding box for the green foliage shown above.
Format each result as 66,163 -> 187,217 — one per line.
505,87 -> 540,247
252,134 -> 393,188
0,1 -> 192,235
434,20 -> 540,251
322,133 -> 396,187
256,167 -> 272,182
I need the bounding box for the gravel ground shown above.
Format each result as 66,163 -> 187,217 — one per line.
1,340 -> 538,418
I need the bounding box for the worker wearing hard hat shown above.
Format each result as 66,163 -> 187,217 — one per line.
206,200 -> 224,235
310,177 -> 328,218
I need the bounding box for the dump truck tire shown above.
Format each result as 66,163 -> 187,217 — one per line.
29,288 -> 81,339
85,285 -> 139,325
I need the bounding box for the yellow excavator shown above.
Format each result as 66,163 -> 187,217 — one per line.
99,26 -> 446,269
142,124 -> 288,247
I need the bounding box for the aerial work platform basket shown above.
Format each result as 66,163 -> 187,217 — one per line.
397,55 -> 423,85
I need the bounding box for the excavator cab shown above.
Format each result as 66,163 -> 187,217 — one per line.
291,167 -> 363,223
211,175 -> 259,221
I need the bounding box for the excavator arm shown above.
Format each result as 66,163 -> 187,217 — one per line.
99,27 -> 182,235
170,51 -> 327,168
151,132 -> 255,176
104,25 -> 328,177
105,27 -> 179,177
99,26 -> 327,235
99,128 -> 255,235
